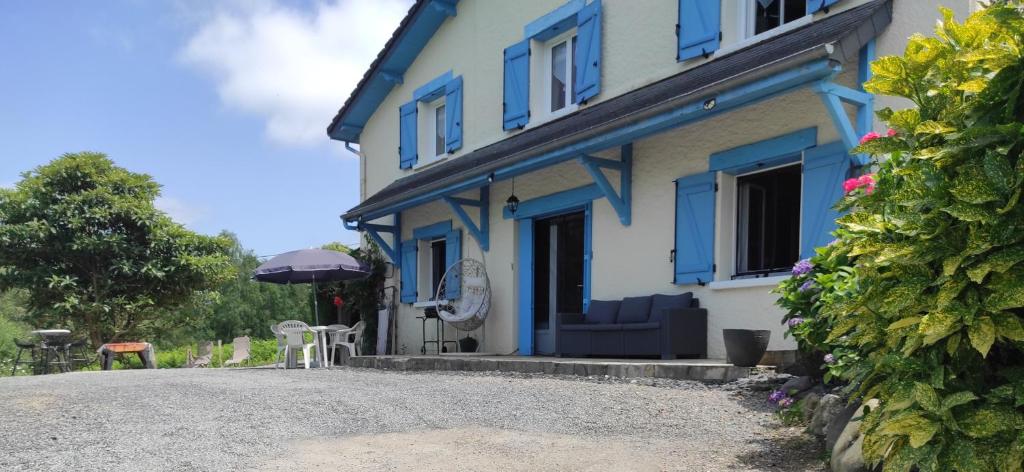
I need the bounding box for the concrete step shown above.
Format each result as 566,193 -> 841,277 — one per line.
344,355 -> 751,381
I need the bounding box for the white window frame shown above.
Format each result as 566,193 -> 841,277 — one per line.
726,161 -> 804,279
414,97 -> 447,170
739,0 -> 813,41
542,29 -> 578,119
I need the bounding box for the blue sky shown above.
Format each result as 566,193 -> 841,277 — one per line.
0,0 -> 411,257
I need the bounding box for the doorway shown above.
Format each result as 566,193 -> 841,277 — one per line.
532,210 -> 585,355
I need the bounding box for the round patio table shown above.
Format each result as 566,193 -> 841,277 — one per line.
31,329 -> 72,373
309,326 -> 336,369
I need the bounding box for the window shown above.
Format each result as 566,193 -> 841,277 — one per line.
748,0 -> 806,37
433,103 -> 446,158
429,239 -> 447,299
735,164 -> 801,275
546,34 -> 577,114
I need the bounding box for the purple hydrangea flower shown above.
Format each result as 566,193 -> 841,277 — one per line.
792,259 -> 814,276
798,279 -> 816,293
787,317 -> 805,328
824,354 -> 836,364
778,397 -> 795,408
768,390 -> 786,403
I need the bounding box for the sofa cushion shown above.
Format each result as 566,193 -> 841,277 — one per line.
585,300 -> 620,324
618,322 -> 660,331
562,323 -> 621,332
649,292 -> 694,323
617,296 -> 652,323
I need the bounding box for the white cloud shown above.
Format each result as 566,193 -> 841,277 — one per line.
155,196 -> 204,226
179,0 -> 412,147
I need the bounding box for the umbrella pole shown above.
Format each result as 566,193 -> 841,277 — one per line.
312,273 -> 320,326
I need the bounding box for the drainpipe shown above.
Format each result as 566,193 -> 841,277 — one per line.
344,141 -> 367,203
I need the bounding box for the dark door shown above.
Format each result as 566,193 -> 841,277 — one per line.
533,210 -> 585,354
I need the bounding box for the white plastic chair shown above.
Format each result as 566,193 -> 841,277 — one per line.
326,324 -> 355,366
270,323 -> 287,369
278,320 -> 316,369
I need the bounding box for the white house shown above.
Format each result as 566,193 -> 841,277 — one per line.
328,0 -> 978,361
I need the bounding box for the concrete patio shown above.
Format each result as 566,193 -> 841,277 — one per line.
344,354 -> 754,381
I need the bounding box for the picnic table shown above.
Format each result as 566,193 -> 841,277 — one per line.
97,342 -> 157,370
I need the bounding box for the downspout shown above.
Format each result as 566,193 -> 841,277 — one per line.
344,141 -> 366,202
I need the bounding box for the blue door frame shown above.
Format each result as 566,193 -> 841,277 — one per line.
512,189 -> 594,356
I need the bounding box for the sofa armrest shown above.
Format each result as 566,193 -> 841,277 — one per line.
661,308 -> 708,358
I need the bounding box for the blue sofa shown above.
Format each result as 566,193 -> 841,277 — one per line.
555,292 -> 707,359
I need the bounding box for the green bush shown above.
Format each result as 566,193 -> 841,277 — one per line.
777,3 -> 1024,470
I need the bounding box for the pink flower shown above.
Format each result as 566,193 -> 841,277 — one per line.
859,131 -> 881,145
845,174 -> 876,195
887,128 -> 897,137
843,178 -> 860,194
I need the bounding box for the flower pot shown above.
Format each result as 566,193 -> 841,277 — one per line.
723,329 -> 771,367
458,336 -> 478,353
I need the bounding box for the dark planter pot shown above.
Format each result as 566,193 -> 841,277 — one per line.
458,336 -> 478,353
723,329 -> 771,367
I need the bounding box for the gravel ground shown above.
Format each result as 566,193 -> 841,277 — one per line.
0,367 -> 824,471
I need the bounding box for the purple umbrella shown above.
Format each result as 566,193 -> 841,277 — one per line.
253,249 -> 370,325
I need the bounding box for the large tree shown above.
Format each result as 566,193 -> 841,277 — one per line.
0,152 -> 233,346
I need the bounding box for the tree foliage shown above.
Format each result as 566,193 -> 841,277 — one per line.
778,3 -> 1024,470
0,152 -> 233,346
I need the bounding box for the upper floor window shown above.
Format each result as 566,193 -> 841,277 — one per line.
502,0 -> 601,130
547,34 -> 578,114
747,0 -> 807,37
399,73 -> 463,170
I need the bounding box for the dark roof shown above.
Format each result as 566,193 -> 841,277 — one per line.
343,0 -> 892,221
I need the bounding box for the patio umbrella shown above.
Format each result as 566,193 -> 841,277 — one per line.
252,248 -> 370,325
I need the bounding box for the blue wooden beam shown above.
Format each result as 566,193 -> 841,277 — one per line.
380,71 -> 404,85
812,81 -> 860,153
430,0 -> 457,17
814,81 -> 872,106
857,40 -> 876,137
443,186 -> 489,251
355,59 -> 837,222
346,215 -> 401,265
579,154 -> 625,170
577,145 -> 631,226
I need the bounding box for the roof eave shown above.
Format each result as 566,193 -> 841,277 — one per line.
326,0 -> 459,144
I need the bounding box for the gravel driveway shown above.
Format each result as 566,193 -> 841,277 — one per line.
0,367 -> 823,471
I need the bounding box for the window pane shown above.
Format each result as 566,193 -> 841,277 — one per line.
550,41 -> 567,112
570,36 -> 578,104
783,0 -> 806,24
431,240 -> 446,299
754,0 -> 781,35
435,104 -> 445,157
735,164 -> 802,274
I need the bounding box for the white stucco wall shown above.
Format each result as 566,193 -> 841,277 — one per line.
354,0 -> 976,359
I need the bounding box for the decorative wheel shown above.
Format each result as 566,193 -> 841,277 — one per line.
434,258 -> 491,332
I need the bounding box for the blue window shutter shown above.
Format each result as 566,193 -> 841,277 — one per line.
800,143 -> 850,258
444,76 -> 463,153
400,240 -> 418,303
574,0 -> 601,104
807,0 -> 842,14
444,229 -> 462,300
677,0 -> 720,62
399,101 -> 418,169
674,172 -> 716,285
503,39 -> 530,130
